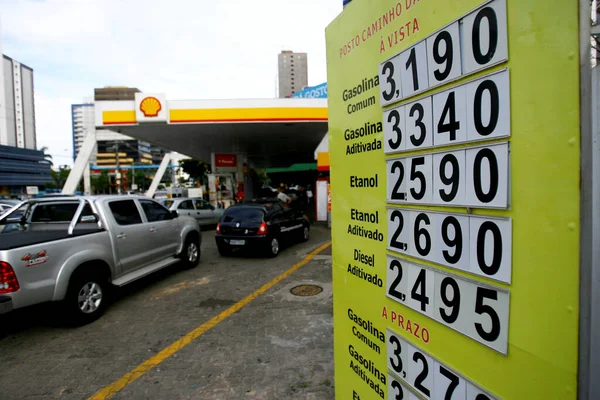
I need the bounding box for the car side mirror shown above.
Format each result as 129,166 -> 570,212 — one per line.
80,214 -> 99,223
171,210 -> 179,219
209,205 -> 215,210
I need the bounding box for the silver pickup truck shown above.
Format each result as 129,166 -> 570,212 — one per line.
0,195 -> 201,325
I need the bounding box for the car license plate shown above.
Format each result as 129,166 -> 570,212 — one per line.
230,240 -> 245,245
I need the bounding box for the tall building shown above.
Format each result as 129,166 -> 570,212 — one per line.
72,86 -> 169,167
94,86 -> 141,101
0,47 -> 50,197
278,51 -> 308,98
0,55 -> 36,149
71,102 -> 95,161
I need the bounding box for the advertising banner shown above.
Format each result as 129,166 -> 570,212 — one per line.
325,0 -> 581,399
292,82 -> 328,98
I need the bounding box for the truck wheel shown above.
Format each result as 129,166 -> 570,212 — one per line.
267,237 -> 280,258
63,270 -> 109,326
180,234 -> 201,269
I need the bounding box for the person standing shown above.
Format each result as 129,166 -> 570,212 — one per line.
277,187 -> 291,204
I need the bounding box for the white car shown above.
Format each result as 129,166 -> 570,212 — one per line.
160,197 -> 223,227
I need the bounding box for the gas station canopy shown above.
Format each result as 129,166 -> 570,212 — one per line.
94,95 -> 328,168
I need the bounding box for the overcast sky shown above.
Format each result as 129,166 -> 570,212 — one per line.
0,0 -> 341,166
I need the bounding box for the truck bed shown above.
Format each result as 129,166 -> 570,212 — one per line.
0,229 -> 104,251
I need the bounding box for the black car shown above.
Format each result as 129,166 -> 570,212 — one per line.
215,201 -> 310,257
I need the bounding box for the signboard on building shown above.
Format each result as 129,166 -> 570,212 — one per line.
26,186 -> 38,195
292,82 -> 328,98
135,93 -> 168,123
326,0 -> 581,399
212,153 -> 238,173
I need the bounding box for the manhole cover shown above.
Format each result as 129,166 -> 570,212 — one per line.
290,284 -> 323,296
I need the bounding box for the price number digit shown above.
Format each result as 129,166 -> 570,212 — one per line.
462,0 -> 508,74
389,375 -> 421,400
466,70 -> 510,141
433,365 -> 466,400
427,21 -> 462,86
433,150 -> 466,205
388,209 -> 410,254
380,56 -> 403,105
465,143 -> 509,209
433,85 -> 467,146
400,42 -> 429,98
469,217 -> 512,282
407,344 -> 433,398
408,155 -> 433,203
387,159 -> 408,201
436,214 -> 470,271
406,97 -> 433,150
384,106 -> 407,153
387,258 -> 407,303
387,331 -> 408,378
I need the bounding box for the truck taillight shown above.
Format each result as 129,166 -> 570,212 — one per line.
258,222 -> 268,235
216,222 -> 221,234
0,261 -> 19,294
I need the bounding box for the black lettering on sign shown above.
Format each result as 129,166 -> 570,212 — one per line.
350,174 -> 379,188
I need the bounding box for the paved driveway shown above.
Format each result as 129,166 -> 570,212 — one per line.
0,227 -> 333,400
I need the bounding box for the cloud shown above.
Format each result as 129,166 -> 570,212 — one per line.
0,0 -> 341,165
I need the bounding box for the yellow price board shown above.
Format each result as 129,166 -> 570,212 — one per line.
326,0 -> 581,399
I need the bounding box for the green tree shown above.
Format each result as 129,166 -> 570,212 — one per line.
92,170 -> 110,194
49,166 -> 71,190
180,159 -> 209,186
39,146 -> 53,167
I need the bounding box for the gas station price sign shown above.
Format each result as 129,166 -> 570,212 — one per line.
326,0 -> 581,399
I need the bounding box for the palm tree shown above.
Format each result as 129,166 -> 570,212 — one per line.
39,146 -> 53,166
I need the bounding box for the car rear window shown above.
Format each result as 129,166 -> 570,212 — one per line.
31,202 -> 79,222
222,207 -> 264,222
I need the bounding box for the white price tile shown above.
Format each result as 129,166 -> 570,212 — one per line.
405,97 -> 434,151
465,143 -> 509,208
407,342 -> 434,398
461,0 -> 508,75
432,149 -> 467,206
405,261 -> 435,317
400,41 -> 430,99
407,154 -> 433,203
427,21 -> 463,87
380,54 -> 404,106
433,212 -> 470,272
384,105 -> 407,153
433,85 -> 468,146
386,257 -> 409,305
388,208 -> 410,254
410,211 -> 436,260
387,158 -> 408,202
466,70 -> 511,141
468,216 -> 512,283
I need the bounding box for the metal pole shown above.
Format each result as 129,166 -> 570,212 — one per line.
579,0 -> 599,398
115,141 -> 121,195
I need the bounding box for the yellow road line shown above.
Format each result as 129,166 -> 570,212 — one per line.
89,241 -> 332,400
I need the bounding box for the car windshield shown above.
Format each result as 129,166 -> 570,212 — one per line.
222,207 -> 264,222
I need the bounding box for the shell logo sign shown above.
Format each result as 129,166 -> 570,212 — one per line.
134,93 -> 167,123
139,97 -> 162,117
